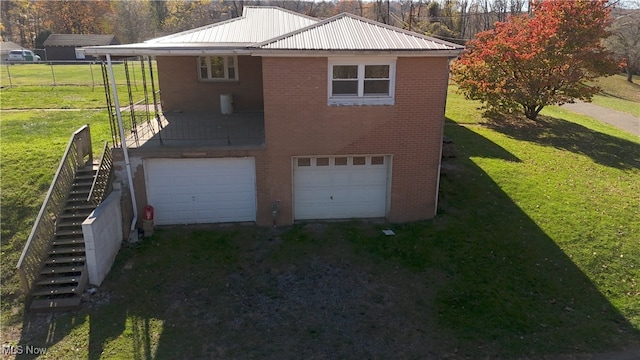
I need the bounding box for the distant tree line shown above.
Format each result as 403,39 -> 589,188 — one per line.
0,0 -> 533,47
1,0 -> 637,78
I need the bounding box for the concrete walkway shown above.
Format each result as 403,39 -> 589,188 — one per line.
562,101 -> 640,136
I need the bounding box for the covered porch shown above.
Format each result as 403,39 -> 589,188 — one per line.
124,108 -> 265,149
97,54 -> 265,150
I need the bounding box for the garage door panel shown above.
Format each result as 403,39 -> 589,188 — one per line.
213,183 -> 251,193
145,158 -> 256,225
191,176 -> 213,186
294,156 -> 388,220
293,171 -> 329,183
214,192 -> 254,203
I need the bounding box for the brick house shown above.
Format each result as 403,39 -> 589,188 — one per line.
83,6 -> 463,228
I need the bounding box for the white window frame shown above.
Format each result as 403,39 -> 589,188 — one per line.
328,57 -> 396,106
198,55 -> 238,81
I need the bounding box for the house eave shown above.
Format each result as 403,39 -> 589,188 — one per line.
81,45 -> 463,59
81,44 -> 253,57
250,49 -> 464,58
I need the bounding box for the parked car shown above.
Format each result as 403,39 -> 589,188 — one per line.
6,50 -> 41,62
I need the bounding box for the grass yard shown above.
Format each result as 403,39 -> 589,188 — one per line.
0,111 -> 112,327
0,86 -> 145,110
1,63 -> 104,87
1,63 -> 157,88
1,83 -> 639,358
589,74 -> 640,117
0,62 -> 158,110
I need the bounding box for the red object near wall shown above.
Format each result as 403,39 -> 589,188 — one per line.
143,205 -> 154,221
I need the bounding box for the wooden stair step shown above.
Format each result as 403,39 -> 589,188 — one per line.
59,211 -> 92,219
55,234 -> 85,241
45,255 -> 85,264
57,220 -> 84,228
66,196 -> 92,203
36,275 -> 81,286
69,189 -> 90,195
74,173 -> 95,180
40,265 -> 83,275
55,229 -> 83,237
72,181 -> 94,188
32,286 -> 79,296
51,237 -> 84,246
49,246 -> 84,255
58,215 -> 91,222
30,296 -> 82,311
73,180 -> 94,187
63,203 -> 95,211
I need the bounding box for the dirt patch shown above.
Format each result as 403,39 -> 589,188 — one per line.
5,224 -> 639,359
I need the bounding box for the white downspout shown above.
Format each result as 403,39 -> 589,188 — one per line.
435,60 -> 453,216
106,53 -> 138,240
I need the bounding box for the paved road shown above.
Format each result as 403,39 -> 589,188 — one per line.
562,101 -> 640,136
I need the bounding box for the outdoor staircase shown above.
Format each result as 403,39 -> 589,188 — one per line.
29,164 -> 98,311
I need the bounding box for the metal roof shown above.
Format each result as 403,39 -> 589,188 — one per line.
44,34 -> 119,47
147,6 -> 318,45
255,13 -> 463,51
82,7 -> 463,57
0,41 -> 24,52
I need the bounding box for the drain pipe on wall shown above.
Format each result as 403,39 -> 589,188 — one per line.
434,59 -> 455,216
272,200 -> 280,227
106,53 -> 138,241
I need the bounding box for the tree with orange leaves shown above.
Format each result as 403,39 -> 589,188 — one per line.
39,0 -> 113,35
451,0 -> 618,120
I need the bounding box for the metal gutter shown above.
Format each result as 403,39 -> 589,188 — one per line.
82,46 -> 252,57
250,49 -> 463,58
434,60 -> 453,216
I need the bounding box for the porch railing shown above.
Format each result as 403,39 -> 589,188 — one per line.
88,142 -> 114,205
16,125 -> 93,294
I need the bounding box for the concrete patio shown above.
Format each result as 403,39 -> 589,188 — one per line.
124,110 -> 265,148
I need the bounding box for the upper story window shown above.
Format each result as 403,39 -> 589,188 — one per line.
199,56 -> 238,81
328,58 -> 396,106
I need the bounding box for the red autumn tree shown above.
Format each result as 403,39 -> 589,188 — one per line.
451,0 -> 618,120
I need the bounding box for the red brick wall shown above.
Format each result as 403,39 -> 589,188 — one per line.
157,55 -> 264,112
118,55 -> 451,227
261,56 -> 450,224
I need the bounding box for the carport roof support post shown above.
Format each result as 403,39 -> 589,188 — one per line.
106,53 -> 138,238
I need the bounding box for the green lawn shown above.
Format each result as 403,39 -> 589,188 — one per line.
590,74 -> 640,117
1,84 -> 639,358
1,62 -> 157,88
0,62 -> 158,109
0,85 -> 153,109
0,111 -> 113,328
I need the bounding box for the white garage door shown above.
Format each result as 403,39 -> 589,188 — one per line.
293,155 -> 389,220
145,158 -> 256,225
